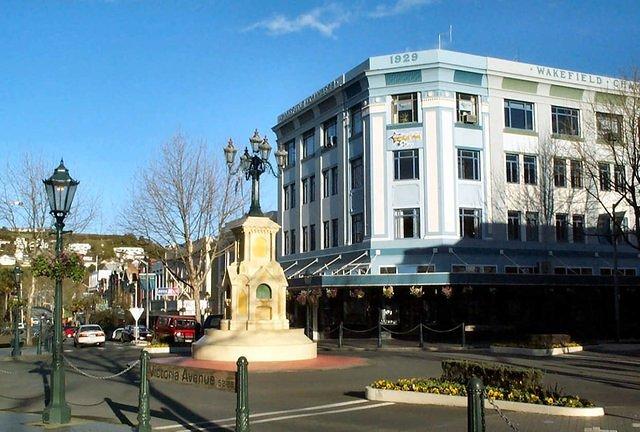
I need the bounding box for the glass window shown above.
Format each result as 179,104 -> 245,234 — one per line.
457,149 -> 480,180
552,106 -> 580,136
290,183 -> 296,208
523,155 -> 537,185
459,208 -> 481,239
351,213 -> 363,244
302,178 -> 309,204
394,149 -> 420,180
599,163 -> 611,190
323,221 -> 329,249
596,112 -> 623,141
284,139 -> 296,167
505,153 -> 519,183
556,213 -> 568,242
290,229 -> 296,254
392,93 -> 418,124
331,167 -> 339,195
572,214 -> 585,243
302,129 -> 315,158
310,224 -> 316,251
284,231 -> 290,255
283,185 -> 290,210
323,117 -> 338,149
394,208 -> 420,239
554,158 -> 566,187
302,226 -> 308,252
504,99 -> 534,130
322,170 -> 330,198
457,93 -> 478,124
350,105 -> 362,137
526,211 -> 539,242
379,266 -> 397,274
570,160 -> 583,188
350,157 -> 364,189
614,164 -> 625,192
507,211 -> 521,241
417,265 -> 435,273
331,218 -> 339,247
309,175 -> 315,202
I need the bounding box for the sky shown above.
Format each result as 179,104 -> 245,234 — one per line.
1,0 -> 639,233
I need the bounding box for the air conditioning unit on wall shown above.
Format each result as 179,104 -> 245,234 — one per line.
462,113 -> 477,124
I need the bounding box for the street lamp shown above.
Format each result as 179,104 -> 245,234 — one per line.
11,265 -> 23,357
224,130 -> 287,216
42,160 -> 78,425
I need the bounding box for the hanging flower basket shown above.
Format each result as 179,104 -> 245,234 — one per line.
296,290 -> 308,305
31,251 -> 86,283
409,285 -> 424,298
441,285 -> 453,299
325,288 -> 338,298
382,285 -> 394,299
350,288 -> 365,299
307,288 -> 322,305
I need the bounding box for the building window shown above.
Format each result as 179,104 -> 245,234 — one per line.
556,213 -> 568,242
284,185 -> 290,210
417,265 -> 436,273
523,155 -> 537,185
599,163 -> 611,190
323,117 -> 338,149
570,159 -> 583,188
350,157 -> 364,189
526,211 -> 539,242
284,139 -> 296,167
331,167 -> 339,195
392,93 -> 418,124
505,266 -> 539,274
331,218 -> 339,247
507,211 -> 521,241
504,99 -> 534,130
614,164 -> 625,192
323,221 -> 330,249
302,178 -> 309,204
458,149 -> 481,180
290,229 -> 296,254
351,213 -> 364,244
394,149 -> 420,180
310,224 -> 316,251
597,112 -> 623,142
552,106 -> 580,136
290,183 -> 296,208
456,93 -> 478,124
309,175 -> 315,202
322,170 -> 330,198
572,214 -> 585,243
553,158 -> 566,187
302,226 -> 309,252
379,266 -> 397,274
302,129 -> 315,158
505,153 -> 519,183
459,208 -> 482,239
394,208 -> 420,239
350,104 -> 362,137
284,231 -> 290,255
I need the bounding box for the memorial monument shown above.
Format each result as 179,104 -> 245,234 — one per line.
192,131 -> 317,362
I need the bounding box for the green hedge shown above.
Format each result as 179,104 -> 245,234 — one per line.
441,359 -> 542,392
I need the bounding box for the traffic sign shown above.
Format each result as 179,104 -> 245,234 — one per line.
129,307 -> 144,321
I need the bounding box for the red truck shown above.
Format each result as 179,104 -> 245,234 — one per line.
153,315 -> 198,343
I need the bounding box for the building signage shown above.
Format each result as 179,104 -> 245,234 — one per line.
390,131 -> 422,147
532,66 -> 638,91
148,362 -> 236,392
277,75 -> 345,123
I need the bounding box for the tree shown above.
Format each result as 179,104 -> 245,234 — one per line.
0,268 -> 14,323
121,133 -> 245,323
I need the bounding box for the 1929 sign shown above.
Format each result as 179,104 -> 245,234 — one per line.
148,362 -> 236,392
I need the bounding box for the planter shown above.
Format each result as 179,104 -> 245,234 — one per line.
490,345 -> 583,357
365,387 -> 604,417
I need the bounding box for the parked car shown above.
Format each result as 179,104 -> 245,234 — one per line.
111,327 -> 124,341
73,324 -> 105,347
202,314 -> 224,335
122,325 -> 153,342
63,325 -> 77,339
154,315 -> 197,343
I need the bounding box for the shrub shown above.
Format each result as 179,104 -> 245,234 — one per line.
441,359 -> 542,392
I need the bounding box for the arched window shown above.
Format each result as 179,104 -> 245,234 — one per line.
256,284 -> 272,300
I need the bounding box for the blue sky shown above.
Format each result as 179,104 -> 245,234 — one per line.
1,0 -> 639,233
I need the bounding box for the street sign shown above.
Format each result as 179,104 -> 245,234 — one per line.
147,362 -> 236,392
156,286 -> 169,296
129,307 -> 144,321
139,273 -> 157,292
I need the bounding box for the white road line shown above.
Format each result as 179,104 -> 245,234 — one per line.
154,399 -> 370,430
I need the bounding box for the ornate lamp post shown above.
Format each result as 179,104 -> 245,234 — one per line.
42,160 -> 78,424
11,265 -> 23,357
224,129 -> 287,216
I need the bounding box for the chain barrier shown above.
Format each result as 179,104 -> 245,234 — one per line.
381,324 -> 421,335
62,355 -> 140,380
341,325 -> 378,333
422,323 -> 463,333
484,389 -> 520,432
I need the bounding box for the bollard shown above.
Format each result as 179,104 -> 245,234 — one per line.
467,377 -> 485,432
461,322 -> 466,348
236,356 -> 250,432
377,321 -> 382,349
419,324 -> 424,349
136,350 -> 151,432
338,322 -> 343,348
37,320 -> 42,355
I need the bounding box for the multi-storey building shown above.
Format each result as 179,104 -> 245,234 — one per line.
272,49 -> 640,338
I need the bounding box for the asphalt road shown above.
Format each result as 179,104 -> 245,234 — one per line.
1,340 -> 639,431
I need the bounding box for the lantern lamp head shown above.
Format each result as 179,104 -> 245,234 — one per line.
224,138 -> 237,166
249,129 -> 262,153
259,137 -> 272,160
43,159 -> 79,219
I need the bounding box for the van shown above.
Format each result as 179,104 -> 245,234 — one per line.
153,315 -> 198,343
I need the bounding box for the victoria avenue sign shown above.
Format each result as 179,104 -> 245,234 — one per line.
148,362 -> 236,392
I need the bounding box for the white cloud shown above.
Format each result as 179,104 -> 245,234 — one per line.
369,0 -> 434,18
246,4 -> 349,38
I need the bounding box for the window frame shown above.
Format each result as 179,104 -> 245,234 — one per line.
570,159 -> 583,188
555,213 -> 569,243
393,149 -> 420,180
350,104 -> 363,137
393,208 -> 421,239
323,117 -> 338,149
323,221 -> 330,249
331,218 -> 339,247
505,153 -> 519,183
504,99 -> 534,130
507,210 -> 521,241
350,157 -> 364,189
523,155 -> 537,185
599,162 -> 611,191
302,129 -> 315,159
391,93 -> 419,124
459,208 -> 482,239
457,149 -> 481,181
596,112 -> 623,142
572,214 -> 585,243
553,158 -> 567,187
525,211 -> 539,242
456,93 -> 479,124
351,213 -> 364,244
551,105 -> 580,136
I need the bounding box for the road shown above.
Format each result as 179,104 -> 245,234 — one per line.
0,340 -> 639,431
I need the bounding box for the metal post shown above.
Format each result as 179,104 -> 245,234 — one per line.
37,319 -> 42,355
11,296 -> 21,357
461,322 -> 466,348
137,350 -> 151,432
377,321 -> 382,349
467,377 -> 485,432
236,356 -> 250,432
419,323 -> 424,349
338,322 -> 343,348
42,219 -> 71,424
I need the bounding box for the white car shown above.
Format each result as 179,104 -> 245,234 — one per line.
74,324 -> 106,347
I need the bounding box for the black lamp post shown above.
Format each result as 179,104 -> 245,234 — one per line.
11,265 -> 23,357
41,160 -> 78,425
224,130 -> 287,216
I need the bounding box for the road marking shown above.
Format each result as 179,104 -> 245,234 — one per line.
155,399 -> 372,430
585,428 -> 618,432
632,423 -> 640,428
